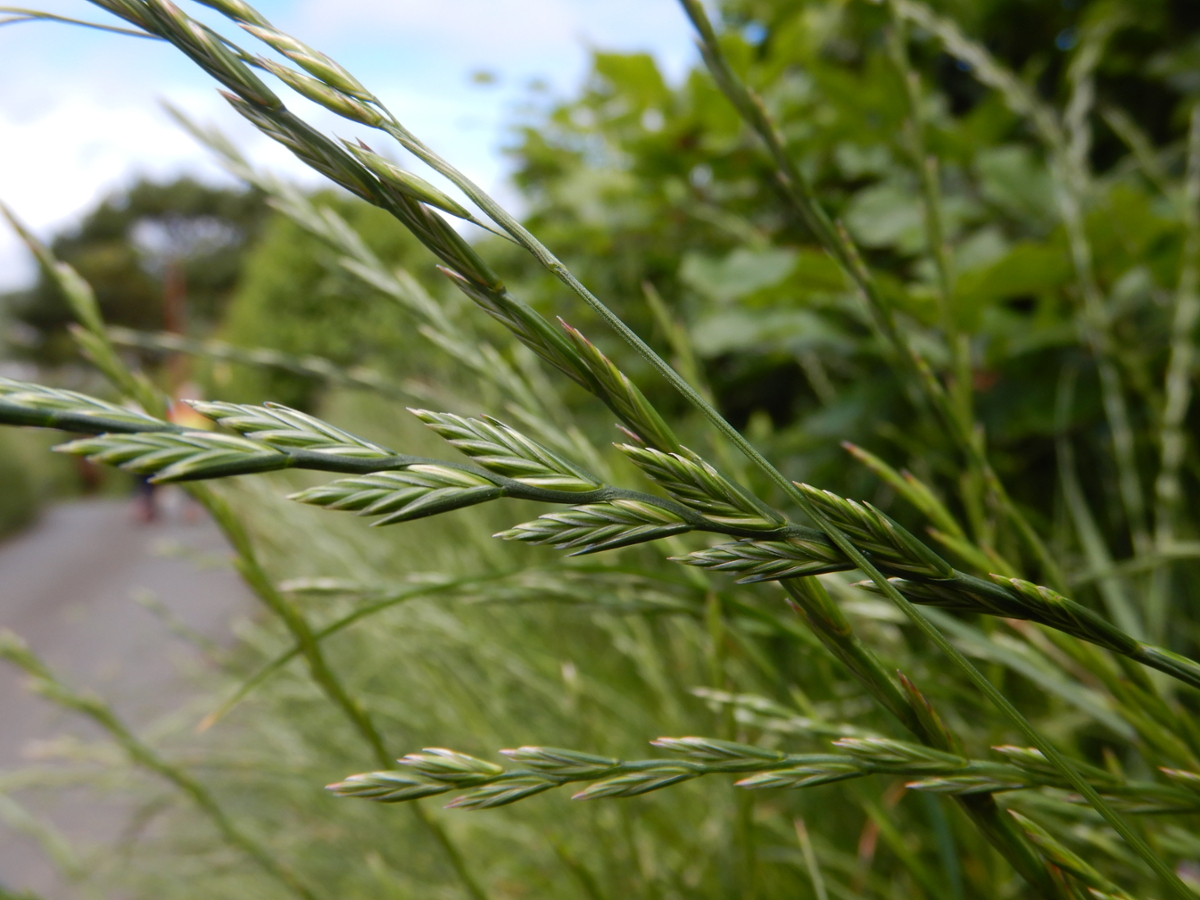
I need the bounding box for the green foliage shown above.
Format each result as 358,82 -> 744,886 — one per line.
212,194 -> 443,408
500,0 -> 1200,532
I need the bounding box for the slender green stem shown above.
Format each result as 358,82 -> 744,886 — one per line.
1150,104 -> 1200,640
1055,176 -> 1150,558
0,636 -> 318,900
884,11 -> 972,431
1072,543 -> 1200,587
203,568 -> 550,728
193,489 -> 386,762
1056,367 -> 1143,638
0,6 -> 158,37
794,818 -> 829,900
106,326 -> 414,400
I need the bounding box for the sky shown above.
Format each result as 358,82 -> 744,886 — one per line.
0,0 -> 699,291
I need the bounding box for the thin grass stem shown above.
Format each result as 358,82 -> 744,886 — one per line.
1150,104 -> 1200,640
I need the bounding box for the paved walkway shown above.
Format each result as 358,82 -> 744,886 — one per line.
0,497 -> 252,898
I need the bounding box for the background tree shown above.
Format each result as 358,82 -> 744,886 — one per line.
4,176 -> 267,364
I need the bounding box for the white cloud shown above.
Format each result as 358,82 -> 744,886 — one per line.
292,0 -> 693,84
0,0 -> 695,293
297,0 -> 579,55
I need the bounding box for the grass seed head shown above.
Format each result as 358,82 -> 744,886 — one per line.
572,767 -> 698,800
240,23 -> 372,100
500,746 -> 618,776
674,536 -> 848,583
345,144 -> 473,219
398,748 -> 505,785
326,772 -> 450,803
445,778 -> 557,810
255,58 -> 381,126
618,444 -> 783,530
413,409 -> 600,491
651,736 -> 786,764
193,0 -> 272,26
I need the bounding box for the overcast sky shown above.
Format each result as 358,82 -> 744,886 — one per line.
0,0 -> 697,290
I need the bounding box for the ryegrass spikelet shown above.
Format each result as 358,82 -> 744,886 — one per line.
617,444 -> 782,530
1008,810 -> 1136,899
398,748 -> 506,784
191,0 -> 272,27
325,771 -> 452,803
733,762 -> 862,791
559,321 -> 681,453
496,499 -> 691,555
439,269 -> 585,379
239,22 -> 372,101
190,400 -> 395,459
571,767 -> 700,800
832,737 -> 965,771
220,93 -> 377,200
499,747 -> 620,777
445,777 -> 558,810
151,5 -> 282,111
857,575 -> 1200,690
56,431 -> 287,482
0,377 -> 170,435
413,409 -> 599,491
649,736 -> 788,767
794,482 -> 954,579
289,467 -> 502,525
344,142 -> 473,219
253,57 -> 381,126
673,536 -> 847,583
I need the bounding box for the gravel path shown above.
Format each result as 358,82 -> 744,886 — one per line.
0,496 -> 253,898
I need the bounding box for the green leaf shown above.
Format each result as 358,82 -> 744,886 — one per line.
690,309 -> 844,357
975,145 -> 1055,224
955,240 -> 1074,310
592,52 -> 670,111
680,247 -> 797,304
843,178 -> 926,252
